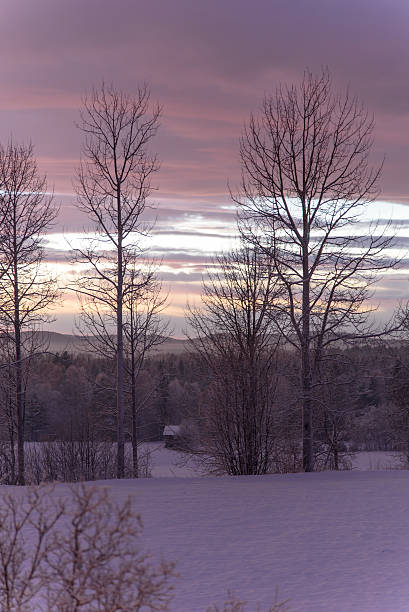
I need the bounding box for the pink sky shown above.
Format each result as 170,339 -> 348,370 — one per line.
1,0 -> 409,334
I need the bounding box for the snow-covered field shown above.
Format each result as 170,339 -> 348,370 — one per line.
74,470 -> 409,611
3,447 -> 409,611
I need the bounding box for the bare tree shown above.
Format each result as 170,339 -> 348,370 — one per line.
0,486 -> 64,612
77,263 -> 169,478
72,83 -> 161,478
0,484 -> 175,611
386,354 -> 409,463
235,69 -> 396,471
44,485 -> 175,611
0,141 -> 58,484
188,245 -> 282,475
123,270 -> 169,476
0,343 -> 18,483
313,353 -> 357,470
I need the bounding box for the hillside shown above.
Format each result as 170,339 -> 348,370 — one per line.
22,331 -> 189,356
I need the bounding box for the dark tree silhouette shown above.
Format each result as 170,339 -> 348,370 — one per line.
72,83 -> 161,478
189,245 -> 282,475
235,70 -> 396,471
0,141 -> 58,484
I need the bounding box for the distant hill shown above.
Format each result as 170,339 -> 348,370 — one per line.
21,331 -> 190,357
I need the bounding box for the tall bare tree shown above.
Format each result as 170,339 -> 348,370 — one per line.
73,83 -> 161,478
188,245 -> 282,475
77,264 -> 169,477
0,141 -> 58,484
123,270 -> 169,476
235,70 -> 396,471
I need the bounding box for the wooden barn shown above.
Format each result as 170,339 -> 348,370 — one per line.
163,425 -> 182,448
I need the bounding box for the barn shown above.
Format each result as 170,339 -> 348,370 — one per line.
163,425 -> 182,448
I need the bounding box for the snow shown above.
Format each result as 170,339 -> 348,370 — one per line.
93,471 -> 409,611
146,442 -> 202,477
3,449 -> 409,610
351,451 -> 402,471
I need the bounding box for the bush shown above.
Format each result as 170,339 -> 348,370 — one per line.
207,589 -> 290,612
0,441 -> 152,485
0,484 -> 175,611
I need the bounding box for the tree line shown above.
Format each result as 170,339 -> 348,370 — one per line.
0,70 -> 406,484
0,337 -> 407,483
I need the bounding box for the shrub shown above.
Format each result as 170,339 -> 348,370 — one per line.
0,484 -> 175,611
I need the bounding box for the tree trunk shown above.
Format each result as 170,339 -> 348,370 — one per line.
8,401 -> 16,485
13,227 -> 25,486
131,373 -> 138,478
406,407 -> 409,465
15,328 -> 25,486
302,347 -> 313,472
116,223 -> 125,479
333,424 -> 339,470
302,242 -> 313,472
130,315 -> 138,478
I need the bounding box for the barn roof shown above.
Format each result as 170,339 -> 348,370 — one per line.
163,425 -> 181,436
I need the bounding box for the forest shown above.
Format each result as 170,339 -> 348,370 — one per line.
0,335 -> 408,484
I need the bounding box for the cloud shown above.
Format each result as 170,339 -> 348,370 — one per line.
2,0 -> 409,333
2,0 -> 409,205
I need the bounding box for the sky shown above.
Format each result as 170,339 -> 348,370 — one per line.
1,0 -> 409,336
